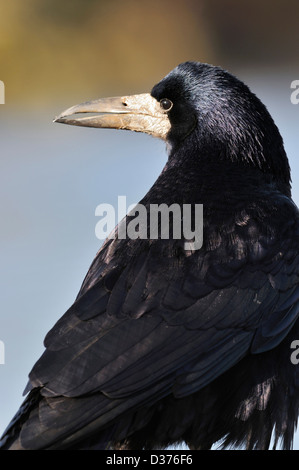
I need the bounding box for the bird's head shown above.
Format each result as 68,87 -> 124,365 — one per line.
55,61 -> 291,195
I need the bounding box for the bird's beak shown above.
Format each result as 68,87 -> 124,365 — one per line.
54,93 -> 171,140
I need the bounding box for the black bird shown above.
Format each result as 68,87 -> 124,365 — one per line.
1,61 -> 299,450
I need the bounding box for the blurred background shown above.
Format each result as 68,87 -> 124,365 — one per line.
0,0 -> 299,449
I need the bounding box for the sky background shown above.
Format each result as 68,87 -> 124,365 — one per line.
0,0 -> 299,449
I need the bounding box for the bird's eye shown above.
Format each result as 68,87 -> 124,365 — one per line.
160,98 -> 173,112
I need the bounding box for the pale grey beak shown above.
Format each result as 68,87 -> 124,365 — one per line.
54,93 -> 171,140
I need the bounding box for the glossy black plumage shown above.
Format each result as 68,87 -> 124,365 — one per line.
1,62 -> 299,450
